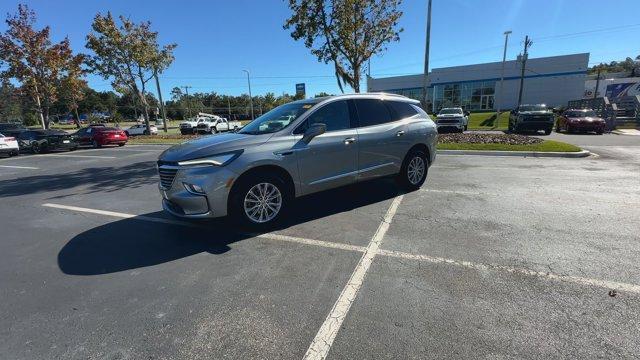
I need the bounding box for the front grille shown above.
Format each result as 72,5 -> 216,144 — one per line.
524,115 -> 552,122
438,119 -> 460,124
158,165 -> 178,190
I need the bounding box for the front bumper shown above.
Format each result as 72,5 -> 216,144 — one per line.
158,163 -> 238,219
517,120 -> 554,130
568,122 -> 605,131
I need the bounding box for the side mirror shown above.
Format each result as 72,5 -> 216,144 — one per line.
302,123 -> 326,143
464,111 -> 470,116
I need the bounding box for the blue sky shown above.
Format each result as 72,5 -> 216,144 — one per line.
1,0 -> 639,98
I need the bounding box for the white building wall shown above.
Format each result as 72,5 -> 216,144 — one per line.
368,53 -> 589,110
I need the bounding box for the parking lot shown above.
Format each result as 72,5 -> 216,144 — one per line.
1,137 -> 639,359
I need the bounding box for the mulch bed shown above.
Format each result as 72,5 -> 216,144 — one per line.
438,133 -> 543,145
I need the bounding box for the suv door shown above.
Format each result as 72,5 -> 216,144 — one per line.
353,98 -> 409,180
293,99 -> 358,194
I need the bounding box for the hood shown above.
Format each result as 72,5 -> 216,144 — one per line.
567,116 -> 603,122
159,132 -> 272,162
519,111 -> 552,116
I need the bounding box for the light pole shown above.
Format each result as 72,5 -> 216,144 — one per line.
422,0 -> 432,112
495,30 -> 511,128
243,69 -> 254,120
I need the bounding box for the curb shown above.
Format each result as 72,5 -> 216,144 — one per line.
437,149 -> 591,158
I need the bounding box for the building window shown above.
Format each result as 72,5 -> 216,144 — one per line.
432,80 -> 495,111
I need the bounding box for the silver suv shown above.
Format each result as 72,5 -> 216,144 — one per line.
157,93 -> 437,227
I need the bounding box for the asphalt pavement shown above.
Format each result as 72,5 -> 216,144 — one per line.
0,136 -> 639,359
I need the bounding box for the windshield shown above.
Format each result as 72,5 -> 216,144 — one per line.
439,108 -> 463,115
239,101 -> 317,135
566,110 -> 596,117
519,105 -> 548,112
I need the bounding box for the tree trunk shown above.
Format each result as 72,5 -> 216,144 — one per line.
33,86 -> 46,129
139,91 -> 151,132
73,106 -> 81,129
352,63 -> 361,93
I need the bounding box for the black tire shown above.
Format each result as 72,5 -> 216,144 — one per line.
143,130 -> 150,135
566,125 -> 572,134
70,147 -> 77,151
596,130 -> 604,135
92,140 -> 101,148
180,130 -> 189,135
118,143 -> 125,147
544,128 -> 552,135
212,128 -> 218,134
508,122 -> 513,133
31,142 -> 42,154
397,149 -> 429,191
555,123 -> 561,132
229,173 -> 290,229
124,131 -> 130,137
464,125 -> 468,131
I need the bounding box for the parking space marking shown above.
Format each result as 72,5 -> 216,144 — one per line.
0,164 -> 39,170
378,249 -> 640,294
420,188 -> 482,195
304,195 -> 404,360
42,203 -> 198,227
41,203 -> 366,253
258,233 -> 367,253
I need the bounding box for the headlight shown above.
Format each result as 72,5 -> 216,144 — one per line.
177,150 -> 243,167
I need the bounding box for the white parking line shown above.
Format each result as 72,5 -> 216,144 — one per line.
377,249 -> 640,294
0,164 -> 39,170
36,154 -> 117,159
420,188 -> 482,195
42,203 -> 197,227
303,195 -> 404,360
258,233 -> 367,253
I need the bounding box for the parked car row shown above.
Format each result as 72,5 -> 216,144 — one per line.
0,122 -> 130,155
179,113 -> 242,135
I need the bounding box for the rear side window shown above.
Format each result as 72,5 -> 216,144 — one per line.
387,101 -> 418,121
354,99 -> 392,127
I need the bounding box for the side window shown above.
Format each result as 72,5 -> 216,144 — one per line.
387,101 -> 419,121
354,99 -> 392,127
301,100 -> 351,133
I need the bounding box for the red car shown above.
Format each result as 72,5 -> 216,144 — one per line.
74,126 -> 128,148
556,109 -> 606,134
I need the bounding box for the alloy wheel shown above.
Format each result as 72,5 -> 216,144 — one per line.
407,156 -> 425,185
243,182 -> 282,223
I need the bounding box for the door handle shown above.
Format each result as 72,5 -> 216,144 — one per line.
396,130 -> 405,137
344,137 -> 356,145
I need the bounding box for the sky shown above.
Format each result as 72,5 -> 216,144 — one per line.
1,0 -> 639,99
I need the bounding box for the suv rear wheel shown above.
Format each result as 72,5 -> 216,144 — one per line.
398,149 -> 428,190
230,173 -> 290,228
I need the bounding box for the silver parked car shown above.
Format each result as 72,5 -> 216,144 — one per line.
157,93 -> 437,227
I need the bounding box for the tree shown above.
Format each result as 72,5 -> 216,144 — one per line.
0,4 -> 84,128
85,12 -> 176,132
58,55 -> 87,128
284,0 -> 403,93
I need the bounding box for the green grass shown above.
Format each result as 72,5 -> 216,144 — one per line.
467,112 -> 510,130
437,140 -> 581,152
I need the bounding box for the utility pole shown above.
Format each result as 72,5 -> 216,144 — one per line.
227,97 -> 231,119
181,85 -> 192,118
243,69 -> 254,120
593,67 -> 602,99
154,69 -> 168,133
517,35 -> 532,107
422,0 -> 432,111
495,30 -> 512,128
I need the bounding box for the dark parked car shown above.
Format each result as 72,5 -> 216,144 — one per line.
17,129 -> 78,154
509,104 -> 555,135
556,109 -> 605,134
0,123 -> 28,138
74,126 -> 128,148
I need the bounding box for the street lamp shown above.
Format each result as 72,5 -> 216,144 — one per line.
243,69 -> 254,120
495,30 -> 512,128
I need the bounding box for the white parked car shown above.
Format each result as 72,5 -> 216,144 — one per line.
195,117 -> 242,134
0,132 -> 20,157
126,124 -> 158,136
435,107 -> 469,132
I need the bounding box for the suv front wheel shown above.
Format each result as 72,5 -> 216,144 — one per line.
230,173 -> 290,228
398,149 -> 428,190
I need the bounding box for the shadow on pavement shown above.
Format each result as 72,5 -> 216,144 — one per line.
57,177 -> 403,276
0,161 -> 157,197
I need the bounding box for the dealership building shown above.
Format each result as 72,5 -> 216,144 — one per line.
367,53 -> 589,112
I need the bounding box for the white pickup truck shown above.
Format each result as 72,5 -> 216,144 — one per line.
195,117 -> 242,134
